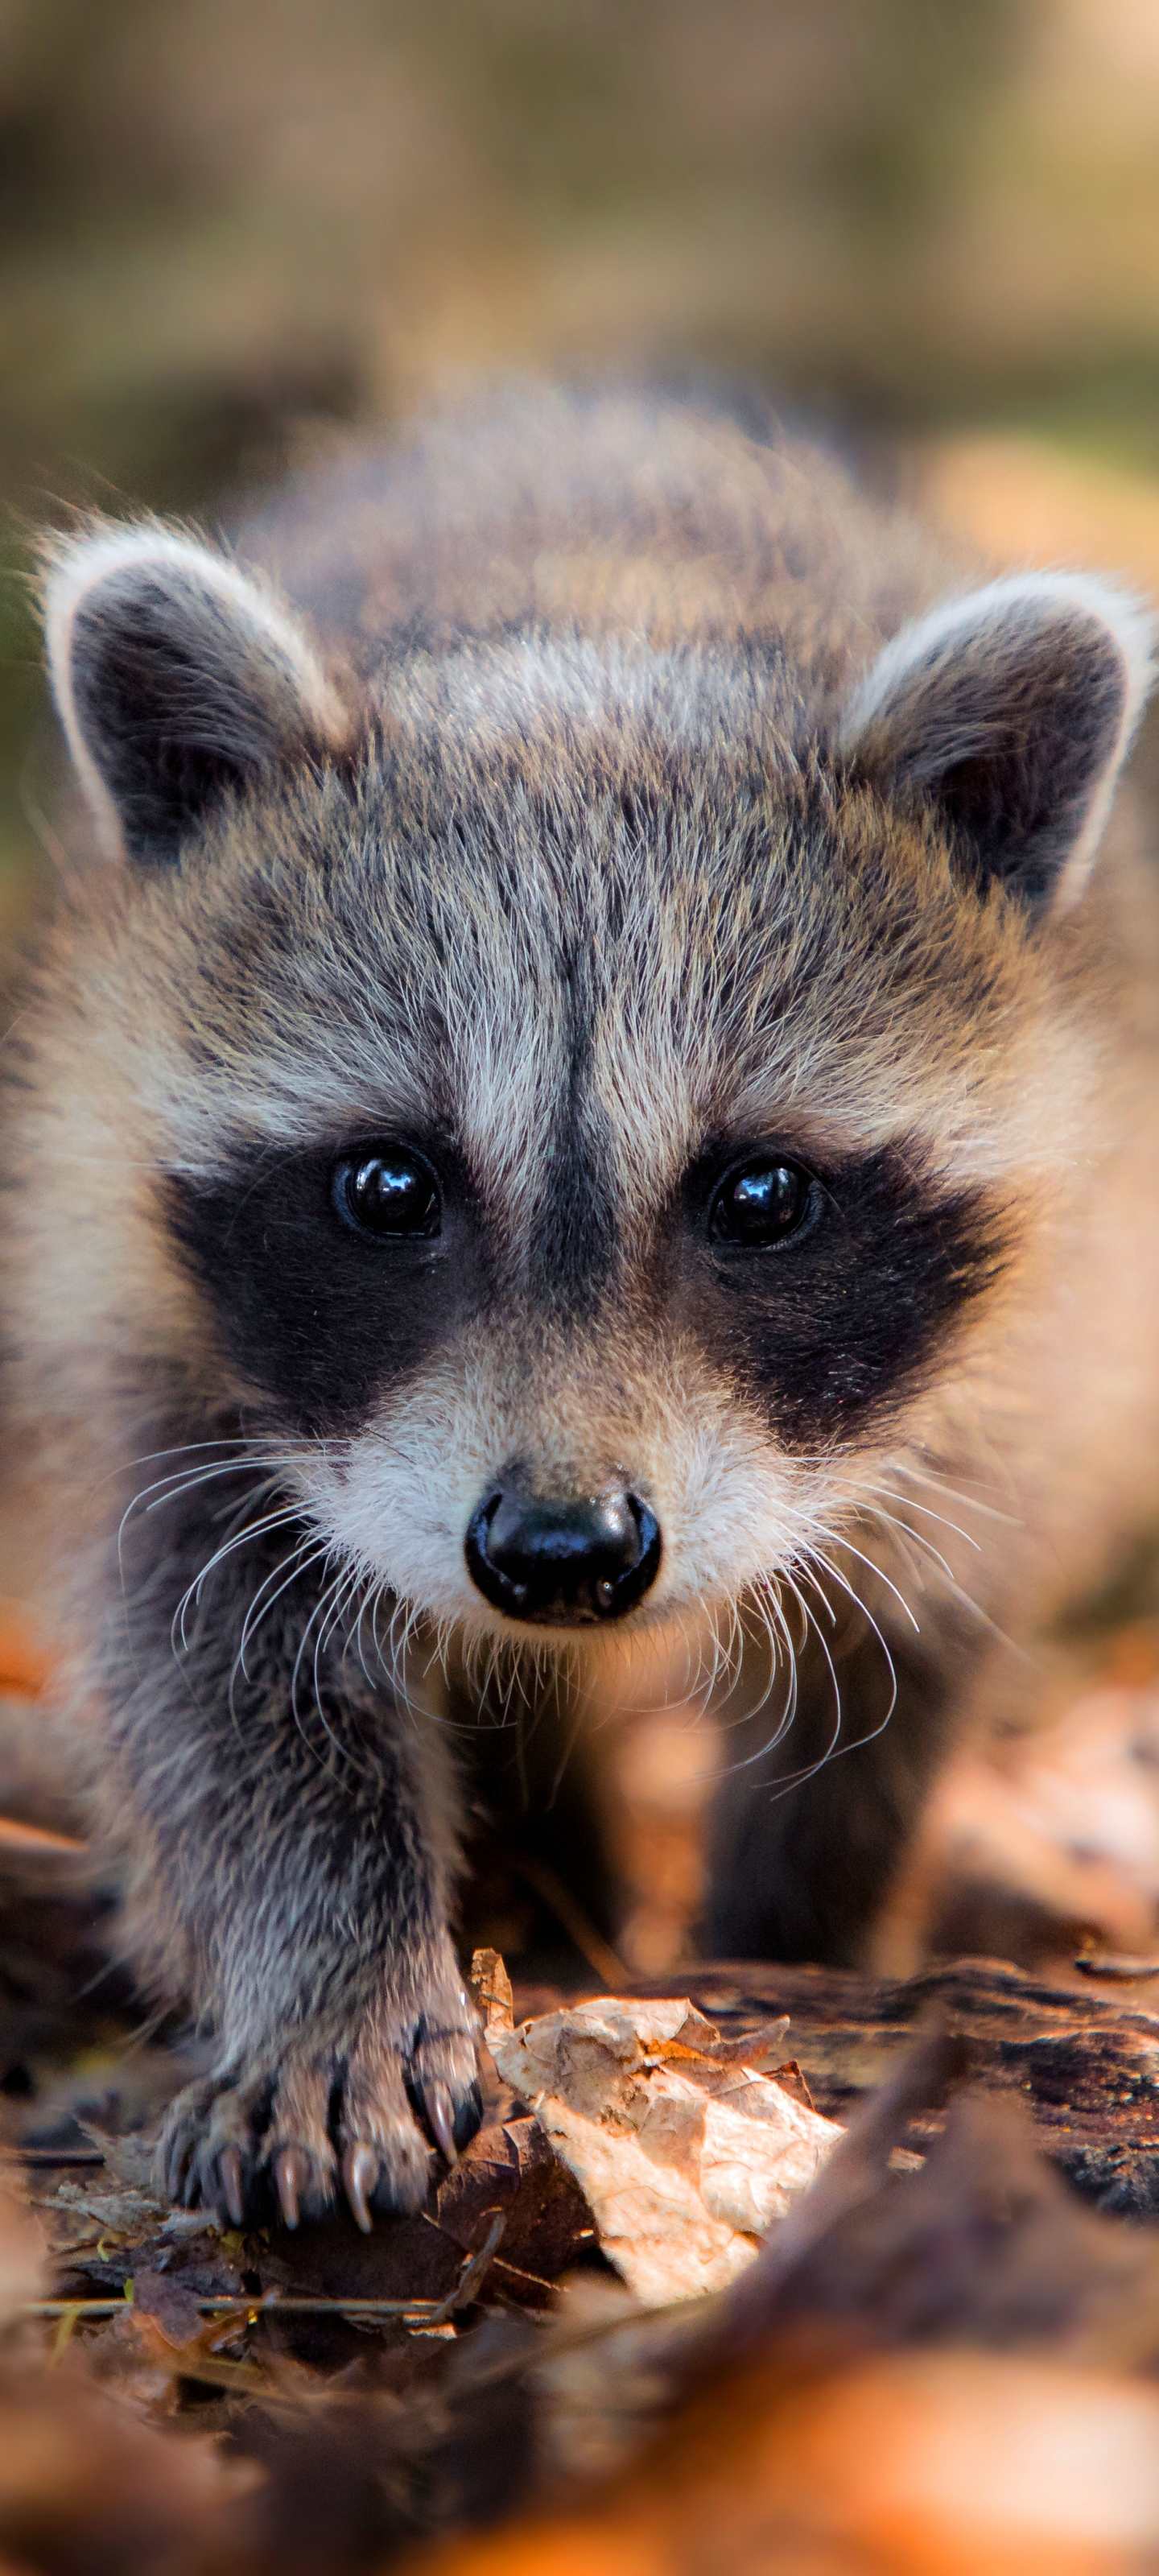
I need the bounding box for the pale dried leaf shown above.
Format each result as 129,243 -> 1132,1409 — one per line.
469,1947 -> 514,2036
489,1986 -> 841,2304
533,2095 -> 753,2303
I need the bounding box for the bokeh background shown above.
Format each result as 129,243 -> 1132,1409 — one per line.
2,0 -> 1159,1979
6,1 -> 1159,912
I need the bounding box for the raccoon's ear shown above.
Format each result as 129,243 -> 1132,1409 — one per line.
43,524 -> 347,865
840,572 -> 1155,908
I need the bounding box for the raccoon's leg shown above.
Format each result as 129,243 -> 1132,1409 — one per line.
105,1498 -> 481,2229
705,1604 -> 967,1965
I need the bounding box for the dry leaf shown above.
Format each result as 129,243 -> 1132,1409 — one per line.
130,2265 -> 208,2350
470,1947 -> 514,2035
484,1987 -> 841,2304
436,2112 -> 594,2297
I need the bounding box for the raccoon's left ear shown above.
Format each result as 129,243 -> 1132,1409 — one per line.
840,572 -> 1155,909
43,523 -> 347,865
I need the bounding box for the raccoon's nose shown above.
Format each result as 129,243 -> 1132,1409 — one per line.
465,1483 -> 662,1625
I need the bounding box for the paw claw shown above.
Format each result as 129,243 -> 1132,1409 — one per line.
343,2140 -> 379,2233
423,2079 -> 459,2167
275,2146 -> 307,2229
454,2078 -> 484,2153
156,1953 -> 481,2236
219,2143 -> 245,2228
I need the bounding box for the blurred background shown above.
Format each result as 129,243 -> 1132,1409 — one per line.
2,0 -> 1159,1986
6,0 -> 1159,913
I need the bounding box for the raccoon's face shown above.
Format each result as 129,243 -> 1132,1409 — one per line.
43,526 -> 1152,1649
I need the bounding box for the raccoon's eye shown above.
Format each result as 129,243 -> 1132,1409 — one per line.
710,1157 -> 815,1248
331,1147 -> 441,1239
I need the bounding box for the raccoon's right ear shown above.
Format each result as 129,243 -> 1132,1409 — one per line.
840,571 -> 1155,910
43,524 -> 347,865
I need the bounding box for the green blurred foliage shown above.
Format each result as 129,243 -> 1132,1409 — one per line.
2,0 -> 1159,904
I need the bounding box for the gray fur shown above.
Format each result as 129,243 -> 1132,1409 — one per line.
107,1457 -> 476,2221
6,389 -> 1158,2227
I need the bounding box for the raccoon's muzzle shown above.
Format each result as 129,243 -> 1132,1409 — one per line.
465,1479 -> 661,1626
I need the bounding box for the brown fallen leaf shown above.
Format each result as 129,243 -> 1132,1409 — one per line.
436,2113 -> 594,2298
130,2264 -> 209,2350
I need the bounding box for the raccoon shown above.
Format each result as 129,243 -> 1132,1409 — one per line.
5,387 -> 1158,2230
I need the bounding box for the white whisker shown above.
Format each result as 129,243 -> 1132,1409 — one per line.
806,1521 -> 922,1637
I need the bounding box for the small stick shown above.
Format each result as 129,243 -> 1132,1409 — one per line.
509,1855 -> 629,1988
6,2152 -> 107,2169
12,2294 -> 445,2322
10,2222 -> 510,2334
0,1816 -> 86,1856
425,2212 -> 506,2323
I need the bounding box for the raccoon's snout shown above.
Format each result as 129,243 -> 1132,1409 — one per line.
464,1481 -> 662,1626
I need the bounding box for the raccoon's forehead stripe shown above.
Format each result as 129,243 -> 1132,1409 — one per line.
137,726 -> 1089,1220
146,969 -> 1065,1219
386,632 -> 795,762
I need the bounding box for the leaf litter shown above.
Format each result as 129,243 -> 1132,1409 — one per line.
10,1876 -> 1159,2567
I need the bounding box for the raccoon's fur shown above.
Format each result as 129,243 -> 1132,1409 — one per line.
5,387 -> 1159,2228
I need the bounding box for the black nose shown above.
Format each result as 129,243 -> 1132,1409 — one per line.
465,1482 -> 662,1625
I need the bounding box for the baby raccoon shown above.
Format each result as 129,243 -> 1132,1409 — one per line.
6,387 -> 1159,2230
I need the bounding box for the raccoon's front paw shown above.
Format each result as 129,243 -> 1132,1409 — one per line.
158,1994 -> 482,2232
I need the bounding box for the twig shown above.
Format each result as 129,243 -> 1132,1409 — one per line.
48,2307 -> 79,2367
0,1814 -> 86,1856
6,2151 -> 106,2169
425,2211 -> 506,2322
510,1853 -> 628,1988
13,2294 -> 444,2322
10,2217 -> 511,2336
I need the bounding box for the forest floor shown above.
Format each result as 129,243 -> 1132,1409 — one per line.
3,1588 -> 1159,2572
